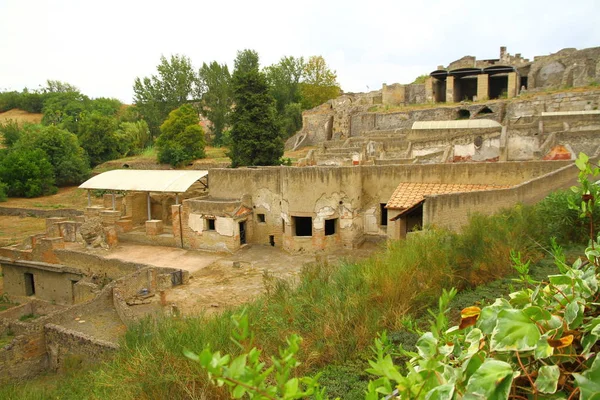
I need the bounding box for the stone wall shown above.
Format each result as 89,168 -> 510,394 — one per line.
528,47 -> 600,90
0,322 -> 47,383
422,161 -> 581,230
44,323 -> 118,372
200,162 -> 568,252
0,207 -> 82,218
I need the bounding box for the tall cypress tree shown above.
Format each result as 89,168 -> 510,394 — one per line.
229,50 -> 283,167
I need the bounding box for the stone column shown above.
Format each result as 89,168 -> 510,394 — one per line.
425,77 -> 434,103
172,205 -> 183,248
507,72 -> 518,98
477,74 -> 489,101
446,76 -> 455,103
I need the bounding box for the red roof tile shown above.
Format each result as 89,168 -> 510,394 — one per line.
386,182 -> 511,211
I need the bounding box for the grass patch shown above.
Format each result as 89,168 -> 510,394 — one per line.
0,203 -> 551,399
18,313 -> 41,322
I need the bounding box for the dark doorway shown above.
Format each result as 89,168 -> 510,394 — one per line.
433,79 -> 447,103
489,75 -> 509,99
380,203 -> 388,226
293,216 -> 312,236
406,205 -> 424,233
24,273 -> 35,296
325,219 -> 337,236
239,221 -> 247,245
269,235 -> 275,246
455,77 -> 478,101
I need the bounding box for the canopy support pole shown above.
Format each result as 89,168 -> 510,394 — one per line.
147,192 -> 151,221
87,190 -> 91,207
175,193 -> 179,205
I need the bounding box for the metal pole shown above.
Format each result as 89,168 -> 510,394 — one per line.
175,194 -> 179,205
87,190 -> 91,207
147,192 -> 151,221
112,192 -> 116,211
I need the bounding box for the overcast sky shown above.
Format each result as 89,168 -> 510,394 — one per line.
1,0 -> 598,103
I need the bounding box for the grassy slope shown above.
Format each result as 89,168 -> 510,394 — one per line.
0,204 -> 556,399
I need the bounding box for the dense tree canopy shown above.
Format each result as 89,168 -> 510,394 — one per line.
197,61 -> 232,146
0,148 -> 56,197
300,56 -> 341,110
14,124 -> 90,186
229,50 -> 283,167
77,111 -> 121,166
156,104 -> 206,167
133,55 -> 197,139
265,56 -> 305,137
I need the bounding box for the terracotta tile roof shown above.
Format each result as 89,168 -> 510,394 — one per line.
386,182 -> 511,212
234,205 -> 253,218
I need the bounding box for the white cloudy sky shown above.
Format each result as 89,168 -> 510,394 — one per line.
1,0 -> 598,103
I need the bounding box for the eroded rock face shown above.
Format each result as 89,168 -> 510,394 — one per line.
79,217 -> 107,248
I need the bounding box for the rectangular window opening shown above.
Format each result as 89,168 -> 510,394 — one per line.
293,216 -> 312,237
380,203 -> 388,226
325,219 -> 337,236
206,218 -> 215,231
24,272 -> 35,296
257,213 -> 266,223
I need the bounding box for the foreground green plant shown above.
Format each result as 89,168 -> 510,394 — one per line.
184,311 -> 328,399
366,153 -> 600,399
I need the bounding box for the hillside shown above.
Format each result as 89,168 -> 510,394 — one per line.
0,108 -> 43,126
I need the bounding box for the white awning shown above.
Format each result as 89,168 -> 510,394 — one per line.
541,111 -> 600,117
79,170 -> 208,193
412,119 -> 501,130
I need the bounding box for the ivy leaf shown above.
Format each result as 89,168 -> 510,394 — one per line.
534,334 -> 555,360
459,306 -> 481,330
565,301 -> 584,329
425,383 -> 455,400
490,309 -> 541,352
465,329 -> 484,356
523,306 -> 551,322
535,365 -> 560,394
573,355 -> 600,399
464,359 -> 516,400
478,298 -> 511,334
575,153 -> 589,171
416,332 -> 438,359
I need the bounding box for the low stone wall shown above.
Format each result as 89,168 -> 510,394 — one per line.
54,249 -> 144,280
423,160 -> 581,230
44,323 -> 119,372
0,318 -> 49,384
0,207 -> 83,218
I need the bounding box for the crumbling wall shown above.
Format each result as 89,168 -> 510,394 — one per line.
528,47 -> 600,89
44,323 -> 118,373
0,321 -> 47,383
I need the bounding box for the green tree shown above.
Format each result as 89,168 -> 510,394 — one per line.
265,56 -> 305,137
300,56 -> 341,110
197,61 -> 232,146
229,50 -> 283,167
0,148 -> 57,197
116,120 -> 151,155
88,97 -> 122,116
41,90 -> 89,132
133,54 -> 197,140
156,104 -> 205,167
15,124 -> 90,186
0,120 -> 22,148
77,111 -> 121,166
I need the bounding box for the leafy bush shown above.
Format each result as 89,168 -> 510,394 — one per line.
0,179 -> 7,202
0,148 -> 57,197
156,104 -> 206,166
0,120 -> 22,148
15,124 -> 90,186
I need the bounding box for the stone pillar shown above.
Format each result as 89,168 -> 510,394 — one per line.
477,74 -> 489,101
446,76 -> 455,103
172,205 -> 183,248
425,77 -> 434,103
507,72 -> 518,98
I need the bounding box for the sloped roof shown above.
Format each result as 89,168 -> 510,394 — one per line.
412,119 -> 501,130
79,169 -> 208,193
386,182 -> 511,212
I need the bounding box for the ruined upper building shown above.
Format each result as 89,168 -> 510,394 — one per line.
427,46 -> 600,103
